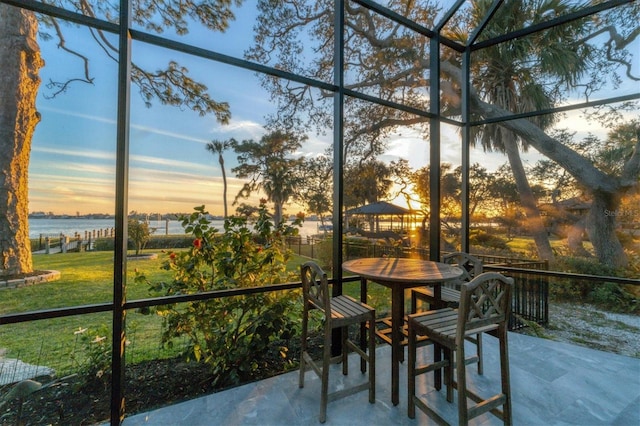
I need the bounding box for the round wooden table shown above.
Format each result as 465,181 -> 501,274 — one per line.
342,257 -> 463,406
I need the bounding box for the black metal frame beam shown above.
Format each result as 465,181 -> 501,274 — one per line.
0,1 -> 638,424
331,0 -> 346,355
3,0 -> 118,32
428,35 -> 441,262
5,0 -> 633,129
3,271 -> 638,324
471,93 -> 640,127
467,0 -> 504,46
460,46 -> 472,253
111,0 -> 132,422
351,0 -> 464,52
434,0 -> 466,32
471,0 -> 634,50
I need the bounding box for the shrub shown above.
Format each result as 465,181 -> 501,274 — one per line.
552,256 -> 637,312
92,235 -> 194,251
128,219 -> 151,255
70,326 -> 112,389
469,229 -> 510,250
315,236 -> 334,270
136,203 -> 303,387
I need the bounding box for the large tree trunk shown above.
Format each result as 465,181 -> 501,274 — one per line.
503,139 -> 555,263
566,216 -> 591,258
0,5 -> 43,277
443,61 -> 640,268
273,201 -> 283,226
585,191 -> 628,268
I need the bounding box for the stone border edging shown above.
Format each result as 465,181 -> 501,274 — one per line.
0,270 -> 61,290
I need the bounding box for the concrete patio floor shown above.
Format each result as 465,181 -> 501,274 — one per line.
122,332 -> 640,425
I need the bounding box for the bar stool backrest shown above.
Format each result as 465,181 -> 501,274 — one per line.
457,272 -> 514,345
301,261 -> 331,322
442,252 -> 483,284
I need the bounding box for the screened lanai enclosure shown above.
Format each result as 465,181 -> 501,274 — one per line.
0,0 -> 638,424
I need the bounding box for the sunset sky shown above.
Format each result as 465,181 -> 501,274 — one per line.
26,2 -> 637,217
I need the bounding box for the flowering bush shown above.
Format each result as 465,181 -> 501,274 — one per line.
70,326 -> 112,389
136,203 -> 303,386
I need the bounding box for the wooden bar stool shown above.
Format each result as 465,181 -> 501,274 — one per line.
299,261 -> 376,423
408,272 -> 514,425
411,252 -> 483,312
411,252 -> 484,374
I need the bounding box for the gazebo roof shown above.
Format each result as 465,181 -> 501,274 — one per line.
345,201 -> 412,215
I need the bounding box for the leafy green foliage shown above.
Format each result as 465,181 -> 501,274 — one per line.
469,230 -> 510,251
92,235 -> 194,251
70,326 -> 112,389
136,203 -> 303,386
552,256 -> 638,312
231,130 -> 306,226
314,236 -> 334,271
128,219 -> 152,255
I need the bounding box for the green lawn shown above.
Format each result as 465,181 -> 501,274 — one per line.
0,249 -> 397,375
2,252 -> 160,313
506,235 -> 577,255
0,251 -> 184,372
6,233 -> 632,377
0,250 -> 326,373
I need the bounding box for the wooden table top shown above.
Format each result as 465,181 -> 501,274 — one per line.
342,257 -> 463,287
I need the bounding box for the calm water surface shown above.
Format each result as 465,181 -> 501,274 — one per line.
29,218 -> 327,239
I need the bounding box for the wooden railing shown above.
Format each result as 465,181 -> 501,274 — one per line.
33,228 -> 115,253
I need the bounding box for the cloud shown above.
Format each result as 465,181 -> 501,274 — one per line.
130,124 -> 210,144
130,154 -> 213,172
38,106 -> 116,125
39,106 -> 211,144
32,146 -> 217,175
32,146 -> 116,161
211,119 -> 264,139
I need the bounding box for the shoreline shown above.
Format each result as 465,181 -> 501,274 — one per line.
28,217 -> 331,239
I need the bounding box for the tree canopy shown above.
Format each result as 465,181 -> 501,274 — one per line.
231,130 -> 306,226
248,0 -> 640,267
0,1 -> 242,276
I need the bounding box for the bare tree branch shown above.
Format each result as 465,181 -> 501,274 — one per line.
578,24 -> 640,81
44,17 -> 94,98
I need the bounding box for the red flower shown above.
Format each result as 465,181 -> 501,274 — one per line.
193,238 -> 202,249
169,252 -> 176,260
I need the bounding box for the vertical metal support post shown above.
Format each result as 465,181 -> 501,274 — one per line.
332,0 -> 345,288
111,1 -> 132,424
332,0 -> 345,293
428,37 -> 441,262
461,48 -> 471,253
428,35 -> 444,389
331,0 -> 345,356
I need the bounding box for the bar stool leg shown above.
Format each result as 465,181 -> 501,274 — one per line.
500,325 -> 512,425
299,304 -> 309,388
445,347 -> 454,403
477,333 -> 484,375
342,326 -> 348,376
407,322 -> 416,419
320,326 -> 331,423
456,334 -> 468,425
368,314 -> 376,403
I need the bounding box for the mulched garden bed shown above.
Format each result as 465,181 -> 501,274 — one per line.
0,336 -> 323,426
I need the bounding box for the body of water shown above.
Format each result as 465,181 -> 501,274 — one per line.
29,218 -> 330,239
